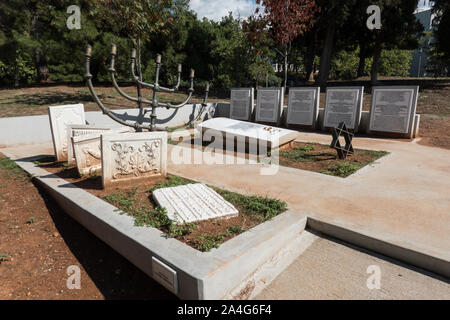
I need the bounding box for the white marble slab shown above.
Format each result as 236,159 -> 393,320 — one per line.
286,87 -> 320,127
153,183 -> 238,224
72,128 -> 130,176
323,87 -> 363,132
48,104 -> 85,161
101,131 -> 167,187
368,86 -> 419,136
67,124 -> 127,165
255,87 -> 284,125
230,88 -> 254,121
197,117 -> 297,149
72,133 -> 102,176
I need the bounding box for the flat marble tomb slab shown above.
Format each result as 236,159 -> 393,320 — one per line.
197,117 -> 298,149
153,183 -> 238,224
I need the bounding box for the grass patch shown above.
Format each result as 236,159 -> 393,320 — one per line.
103,175 -> 287,252
279,142 -> 389,177
214,188 -> 287,222
0,253 -> 11,263
321,150 -> 389,177
195,234 -> 226,252
0,156 -> 29,181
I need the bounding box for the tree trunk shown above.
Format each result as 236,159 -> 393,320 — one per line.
357,42 -> 366,78
316,18 -> 336,87
371,44 -> 382,85
304,35 -> 316,82
34,48 -> 49,82
283,45 -> 288,91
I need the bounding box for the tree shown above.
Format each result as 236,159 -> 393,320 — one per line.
367,0 -> 423,84
429,0 -> 450,75
432,0 -> 450,60
249,0 -> 319,90
313,0 -> 357,86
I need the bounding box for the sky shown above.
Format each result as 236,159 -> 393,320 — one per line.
190,0 -> 433,22
189,0 -> 259,21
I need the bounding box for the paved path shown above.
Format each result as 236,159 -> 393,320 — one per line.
167,133 -> 450,264
256,234 -> 450,300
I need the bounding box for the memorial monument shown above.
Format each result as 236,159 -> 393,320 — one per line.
229,88 -> 254,121
286,87 -> 320,128
323,87 -> 364,132
255,87 -> 284,126
368,86 -> 419,138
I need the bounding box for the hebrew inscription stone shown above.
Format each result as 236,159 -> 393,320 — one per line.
101,131 -> 167,187
323,87 -> 363,131
286,87 -> 320,127
369,86 -> 419,136
153,183 -> 239,224
230,88 -> 254,121
256,88 -> 284,124
48,104 -> 85,161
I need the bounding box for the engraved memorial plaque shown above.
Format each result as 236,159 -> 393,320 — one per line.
323,87 -> 363,131
230,88 -> 254,121
256,87 -> 284,125
152,257 -> 178,294
369,86 -> 418,136
286,87 -> 320,127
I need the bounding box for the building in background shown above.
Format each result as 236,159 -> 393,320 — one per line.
409,2 -> 435,77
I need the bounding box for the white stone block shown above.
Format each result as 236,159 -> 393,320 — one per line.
72,128 -> 130,176
101,131 -> 167,187
48,104 -> 85,161
67,124 -> 128,165
153,183 -> 239,224
72,133 -> 102,176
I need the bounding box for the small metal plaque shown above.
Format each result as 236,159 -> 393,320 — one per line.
152,257 -> 178,294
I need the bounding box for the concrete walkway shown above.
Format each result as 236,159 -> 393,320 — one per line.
167,133 -> 450,265
256,234 -> 450,300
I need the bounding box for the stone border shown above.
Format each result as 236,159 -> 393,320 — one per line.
306,218 -> 450,278
4,151 -> 307,299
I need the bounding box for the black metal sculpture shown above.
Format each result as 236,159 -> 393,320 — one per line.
84,43 -> 209,132
330,122 -> 354,160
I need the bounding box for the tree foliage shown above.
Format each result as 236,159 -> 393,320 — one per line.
0,0 -> 439,88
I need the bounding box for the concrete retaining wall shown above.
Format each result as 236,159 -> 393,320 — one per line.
0,103 -> 218,147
